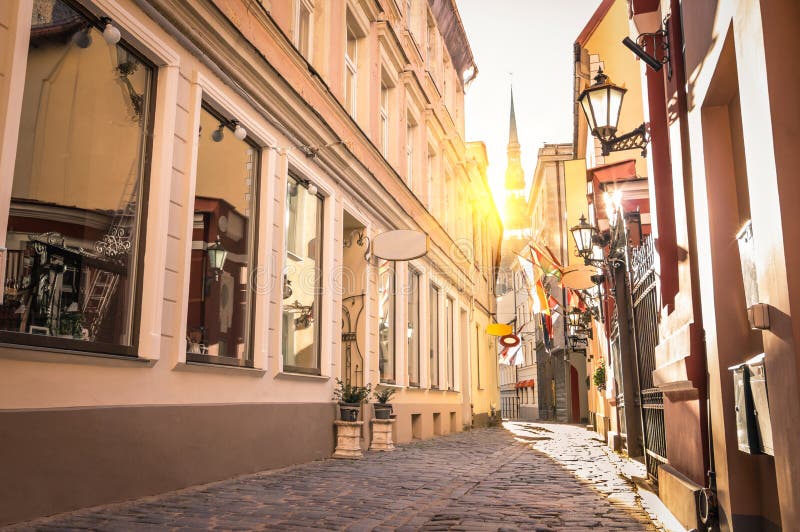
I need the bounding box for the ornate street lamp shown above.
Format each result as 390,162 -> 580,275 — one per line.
578,69 -> 649,156
567,307 -> 583,329
207,236 -> 227,281
570,214 -> 597,262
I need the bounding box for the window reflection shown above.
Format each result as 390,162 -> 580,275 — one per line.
1,0 -> 152,350
185,106 -> 258,366
407,268 -> 420,386
282,176 -> 322,373
378,260 -> 395,383
429,284 -> 439,388
446,295 -> 454,390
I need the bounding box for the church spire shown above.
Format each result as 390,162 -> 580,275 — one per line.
504,84 -> 525,192
509,86 -> 519,146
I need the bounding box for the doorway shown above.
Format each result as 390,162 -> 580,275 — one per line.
340,211 -> 367,385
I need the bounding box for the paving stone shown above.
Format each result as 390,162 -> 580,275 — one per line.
4,423 -> 668,531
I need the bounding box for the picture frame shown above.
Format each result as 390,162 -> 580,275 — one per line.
29,325 -> 50,335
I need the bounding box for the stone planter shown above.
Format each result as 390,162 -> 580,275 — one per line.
373,403 -> 392,420
333,420 -> 363,459
370,418 -> 396,451
339,402 -> 361,422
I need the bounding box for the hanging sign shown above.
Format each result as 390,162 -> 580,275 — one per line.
499,334 -> 520,347
372,230 -> 428,261
486,323 -> 513,336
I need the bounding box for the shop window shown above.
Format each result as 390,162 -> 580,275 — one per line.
407,268 -> 420,386
378,260 -> 395,383
1,0 -> 154,354
185,105 -> 259,367
282,175 -> 323,374
445,295 -> 454,390
429,284 -> 439,388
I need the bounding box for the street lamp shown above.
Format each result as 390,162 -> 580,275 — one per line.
567,307 -> 583,329
207,236 -> 227,281
578,68 -> 649,156
570,214 -> 597,262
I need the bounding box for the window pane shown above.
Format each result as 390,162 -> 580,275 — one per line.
378,260 -> 395,383
407,268 -> 420,386
446,296 -> 454,390
2,0 -> 152,348
185,106 -> 257,364
282,176 -> 322,373
298,5 -> 311,57
429,284 -> 439,388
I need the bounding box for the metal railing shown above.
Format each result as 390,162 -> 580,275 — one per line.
630,237 -> 667,480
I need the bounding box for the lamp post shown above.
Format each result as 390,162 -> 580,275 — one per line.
578,69 -> 649,156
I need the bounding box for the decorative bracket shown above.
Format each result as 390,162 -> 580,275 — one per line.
637,16 -> 672,80
600,123 -> 650,157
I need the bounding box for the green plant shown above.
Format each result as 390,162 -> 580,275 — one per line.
58,312 -> 82,336
593,362 -> 607,391
333,378 -> 372,404
373,387 -> 397,404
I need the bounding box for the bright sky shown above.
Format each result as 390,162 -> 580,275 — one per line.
457,0 -> 602,208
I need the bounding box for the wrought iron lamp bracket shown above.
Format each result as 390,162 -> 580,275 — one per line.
636,16 -> 672,80
600,123 -> 650,157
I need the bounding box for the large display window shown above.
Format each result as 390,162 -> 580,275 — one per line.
1,0 -> 154,354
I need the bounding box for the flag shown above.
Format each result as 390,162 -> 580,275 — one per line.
567,289 -> 580,309
541,314 -> 552,348
531,247 -> 558,278
498,346 -> 509,363
506,344 -> 523,366
535,280 -> 549,316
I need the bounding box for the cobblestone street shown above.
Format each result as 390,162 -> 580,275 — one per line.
5,422 -> 672,531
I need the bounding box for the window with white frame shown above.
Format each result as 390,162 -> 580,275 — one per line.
282,175 -> 323,374
378,260 -> 396,383
407,268 -> 420,386
1,0 -> 154,354
426,142 -> 437,211
344,22 -> 358,118
380,81 -> 390,157
426,13 -> 436,68
475,323 -> 482,389
295,0 -> 313,58
185,105 -> 259,367
444,172 -> 453,234
406,113 -> 417,188
429,283 -> 440,388
445,295 -> 455,390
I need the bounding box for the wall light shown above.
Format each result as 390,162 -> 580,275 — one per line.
73,28 -> 92,49
100,17 -> 121,45
578,69 -> 649,156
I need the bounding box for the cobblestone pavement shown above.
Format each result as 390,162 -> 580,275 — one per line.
8,423 -> 661,531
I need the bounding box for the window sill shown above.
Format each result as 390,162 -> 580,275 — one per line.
0,342 -> 155,367
174,361 -> 265,377
275,371 -> 329,382
378,382 -> 404,389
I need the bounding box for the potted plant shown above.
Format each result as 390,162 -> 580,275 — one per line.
333,378 -> 371,422
593,361 -> 607,391
372,387 -> 397,419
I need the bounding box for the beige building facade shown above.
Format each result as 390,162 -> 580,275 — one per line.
0,0 -> 501,525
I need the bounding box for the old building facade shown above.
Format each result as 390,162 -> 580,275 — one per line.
0,0 -> 501,524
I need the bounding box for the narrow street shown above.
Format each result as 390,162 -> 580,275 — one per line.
8,424 -> 667,531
